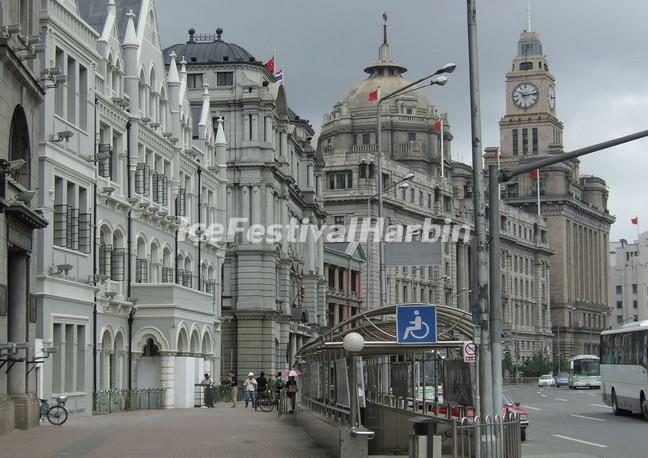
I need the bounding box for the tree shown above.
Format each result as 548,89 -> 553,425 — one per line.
503,352 -> 514,377
520,353 -> 553,377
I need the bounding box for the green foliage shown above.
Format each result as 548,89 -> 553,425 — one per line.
503,352 -> 514,376
520,352 -> 553,377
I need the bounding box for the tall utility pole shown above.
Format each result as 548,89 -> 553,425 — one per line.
489,164 -> 503,417
466,0 -> 493,420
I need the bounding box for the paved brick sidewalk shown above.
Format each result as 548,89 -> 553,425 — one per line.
0,403 -> 330,458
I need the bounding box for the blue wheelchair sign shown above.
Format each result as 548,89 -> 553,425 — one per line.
396,304 -> 437,344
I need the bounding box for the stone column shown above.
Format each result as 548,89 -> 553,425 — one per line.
251,186 -> 261,227
8,254 -> 28,396
280,131 -> 288,159
252,114 -> 259,141
241,186 -> 250,244
243,114 -> 250,141
265,187 -> 274,227
160,353 -> 175,409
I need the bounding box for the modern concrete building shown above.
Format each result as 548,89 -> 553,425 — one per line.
609,231 -> 648,328
492,28 -> 614,358
164,28 -> 327,378
0,0 -> 49,435
324,242 -> 365,329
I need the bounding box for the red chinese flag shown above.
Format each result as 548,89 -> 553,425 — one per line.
529,169 -> 539,180
265,56 -> 275,74
368,88 -> 380,102
434,119 -> 443,132
631,216 -> 639,225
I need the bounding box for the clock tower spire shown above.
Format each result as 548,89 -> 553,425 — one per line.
499,29 -> 563,162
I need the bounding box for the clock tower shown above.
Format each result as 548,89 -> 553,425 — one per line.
499,30 -> 563,161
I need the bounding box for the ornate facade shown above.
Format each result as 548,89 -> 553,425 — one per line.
491,29 -> 614,358
164,28 -> 326,378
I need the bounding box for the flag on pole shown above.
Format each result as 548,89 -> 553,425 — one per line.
368,87 -> 381,102
529,169 -> 539,180
631,216 -> 639,225
265,54 -> 275,73
433,119 -> 443,132
274,67 -> 284,84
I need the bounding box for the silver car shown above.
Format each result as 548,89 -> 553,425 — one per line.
537,374 -> 555,387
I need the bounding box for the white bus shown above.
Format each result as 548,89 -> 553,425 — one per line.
568,355 -> 600,389
600,321 -> 648,418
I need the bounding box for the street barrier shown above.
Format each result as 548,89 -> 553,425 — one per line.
451,413 -> 522,458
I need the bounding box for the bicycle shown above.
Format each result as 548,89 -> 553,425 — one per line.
256,390 -> 275,412
40,395 -> 69,426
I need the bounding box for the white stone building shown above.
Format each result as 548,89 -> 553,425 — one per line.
609,231 -> 648,327
29,0 -> 227,417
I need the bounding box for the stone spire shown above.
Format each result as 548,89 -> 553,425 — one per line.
363,13 -> 407,75
167,51 -> 180,85
123,9 -> 138,47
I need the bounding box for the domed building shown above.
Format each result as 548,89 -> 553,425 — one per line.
318,17 -> 472,315
164,28 -> 327,379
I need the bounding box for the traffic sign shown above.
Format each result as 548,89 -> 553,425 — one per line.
463,341 -> 477,363
396,304 -> 437,344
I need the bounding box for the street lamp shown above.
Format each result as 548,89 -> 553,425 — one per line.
343,332 -> 365,428
376,64 -> 455,309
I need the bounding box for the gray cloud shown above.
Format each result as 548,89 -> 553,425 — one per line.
156,0 -> 648,240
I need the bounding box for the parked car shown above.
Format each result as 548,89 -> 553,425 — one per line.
503,391 -> 529,441
537,374 -> 555,387
555,372 -> 569,387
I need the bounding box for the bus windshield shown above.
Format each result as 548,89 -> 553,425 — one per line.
573,359 -> 600,376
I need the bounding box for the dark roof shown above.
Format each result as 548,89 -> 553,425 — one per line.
78,0 -> 143,41
325,242 -> 350,254
163,28 -> 260,66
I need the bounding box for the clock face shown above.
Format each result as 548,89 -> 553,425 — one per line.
512,82 -> 539,109
548,85 -> 556,110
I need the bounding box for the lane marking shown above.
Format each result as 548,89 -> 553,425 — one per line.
524,405 -> 541,411
552,434 -> 608,448
570,414 -> 606,422
588,393 -> 597,397
541,394 -> 547,398
589,403 -> 609,409
554,397 -> 568,402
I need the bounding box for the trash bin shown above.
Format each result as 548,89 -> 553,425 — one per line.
409,416 -> 442,458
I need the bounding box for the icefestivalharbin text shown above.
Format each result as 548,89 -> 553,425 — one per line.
177,217 -> 472,245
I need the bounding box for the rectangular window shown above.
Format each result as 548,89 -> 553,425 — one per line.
506,183 -> 518,198
512,129 -> 519,155
187,73 -> 204,89
616,285 -> 623,295
67,56 -> 77,125
633,300 -> 638,309
616,301 -> 622,309
55,48 -> 65,117
362,133 -> 370,145
532,127 -> 538,153
327,171 -> 353,189
632,284 -> 638,295
522,128 -> 528,154
79,65 -> 88,130
217,72 -> 233,86
408,132 -> 416,142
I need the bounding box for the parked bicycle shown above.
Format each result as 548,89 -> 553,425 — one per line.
256,390 -> 276,412
40,395 -> 69,426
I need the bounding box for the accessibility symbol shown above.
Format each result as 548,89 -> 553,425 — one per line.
396,304 -> 437,344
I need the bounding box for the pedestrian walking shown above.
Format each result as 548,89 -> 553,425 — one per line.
228,371 -> 238,408
256,371 -> 268,396
244,372 -> 258,409
285,375 -> 298,414
201,373 -> 214,408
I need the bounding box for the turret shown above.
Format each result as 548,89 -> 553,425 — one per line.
122,9 -> 139,114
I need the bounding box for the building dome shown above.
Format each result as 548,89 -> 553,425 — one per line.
341,15 -> 432,111
164,28 -> 261,66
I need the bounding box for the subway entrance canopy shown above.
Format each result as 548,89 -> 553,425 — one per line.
297,304 -> 475,357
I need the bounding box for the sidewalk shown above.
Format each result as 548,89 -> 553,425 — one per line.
0,403 -> 330,458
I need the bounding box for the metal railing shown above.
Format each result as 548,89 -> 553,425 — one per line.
451,413 -> 522,458
299,394 -> 350,424
94,388 -> 166,414
193,384 -> 244,408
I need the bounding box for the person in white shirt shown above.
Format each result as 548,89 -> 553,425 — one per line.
244,372 -> 258,409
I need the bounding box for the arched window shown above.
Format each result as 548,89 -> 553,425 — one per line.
9,106 -> 31,188
143,337 -> 159,357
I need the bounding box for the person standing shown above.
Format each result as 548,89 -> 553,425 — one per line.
244,372 -> 258,409
285,375 -> 298,414
201,373 -> 214,408
256,371 -> 268,397
228,371 -> 238,408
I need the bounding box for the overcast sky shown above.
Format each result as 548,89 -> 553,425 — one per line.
157,0 -> 648,241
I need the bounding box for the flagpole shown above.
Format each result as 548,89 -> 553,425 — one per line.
440,116 -> 445,178
536,169 -> 541,216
